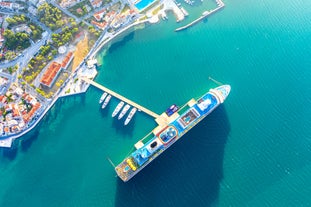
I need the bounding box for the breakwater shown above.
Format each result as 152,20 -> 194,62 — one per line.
175,0 -> 225,32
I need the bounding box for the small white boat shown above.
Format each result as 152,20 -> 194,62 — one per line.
102,95 -> 111,109
118,104 -> 130,120
112,101 -> 125,117
124,108 -> 137,125
99,92 -> 108,104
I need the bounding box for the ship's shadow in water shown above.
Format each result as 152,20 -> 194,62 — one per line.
114,105 -> 230,207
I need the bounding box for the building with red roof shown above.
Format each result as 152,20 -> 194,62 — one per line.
90,0 -> 102,8
61,52 -> 73,68
91,21 -> 107,30
93,8 -> 106,21
0,2 -> 12,9
22,102 -> 40,123
40,62 -> 62,88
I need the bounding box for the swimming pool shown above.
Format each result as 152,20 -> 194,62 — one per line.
135,0 -> 156,11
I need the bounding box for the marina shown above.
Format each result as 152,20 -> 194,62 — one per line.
81,77 -> 160,119
175,0 -> 225,32
1,0 -> 310,205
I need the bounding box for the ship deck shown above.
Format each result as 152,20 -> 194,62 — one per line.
116,89 -> 223,181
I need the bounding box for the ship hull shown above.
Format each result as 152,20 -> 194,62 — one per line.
115,85 -> 231,182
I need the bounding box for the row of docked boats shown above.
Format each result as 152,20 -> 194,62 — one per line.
99,92 -> 111,109
99,92 -> 137,125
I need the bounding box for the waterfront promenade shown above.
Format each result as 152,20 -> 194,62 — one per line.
81,77 -> 160,118
0,18 -> 150,148
175,0 -> 225,32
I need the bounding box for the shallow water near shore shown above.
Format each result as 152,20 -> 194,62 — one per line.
1,0 -> 311,206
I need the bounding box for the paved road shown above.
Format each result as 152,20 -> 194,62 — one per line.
0,11 -> 52,71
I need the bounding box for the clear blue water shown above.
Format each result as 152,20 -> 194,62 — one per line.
1,0 -> 311,206
135,0 -> 156,11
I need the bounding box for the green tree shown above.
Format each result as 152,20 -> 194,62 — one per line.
6,17 -> 17,25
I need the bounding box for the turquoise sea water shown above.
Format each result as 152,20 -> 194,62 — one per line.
1,0 -> 311,206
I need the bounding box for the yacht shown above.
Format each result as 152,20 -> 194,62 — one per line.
118,104 -> 130,120
99,92 -> 108,104
102,95 -> 111,109
124,108 -> 137,125
112,101 -> 125,117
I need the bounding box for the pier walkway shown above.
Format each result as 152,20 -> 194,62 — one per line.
81,77 -> 160,119
175,0 -> 225,32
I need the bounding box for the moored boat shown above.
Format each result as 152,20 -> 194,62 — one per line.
102,95 -> 112,109
112,101 -> 125,117
99,92 -> 108,104
118,104 -> 130,120
115,84 -> 231,182
124,108 -> 137,125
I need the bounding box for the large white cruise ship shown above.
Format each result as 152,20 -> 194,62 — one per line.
115,85 -> 231,182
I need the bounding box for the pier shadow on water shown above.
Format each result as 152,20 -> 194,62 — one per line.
114,105 -> 230,207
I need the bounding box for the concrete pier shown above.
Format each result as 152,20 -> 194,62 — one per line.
175,0 -> 225,32
81,77 -> 160,119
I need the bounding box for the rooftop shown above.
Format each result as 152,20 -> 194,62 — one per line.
40,62 -> 62,87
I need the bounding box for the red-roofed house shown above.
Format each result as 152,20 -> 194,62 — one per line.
91,21 -> 107,30
22,102 -> 40,123
0,2 -> 13,9
93,8 -> 106,21
12,106 -> 20,117
40,62 -> 62,88
61,52 -> 74,69
89,0 -> 102,8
